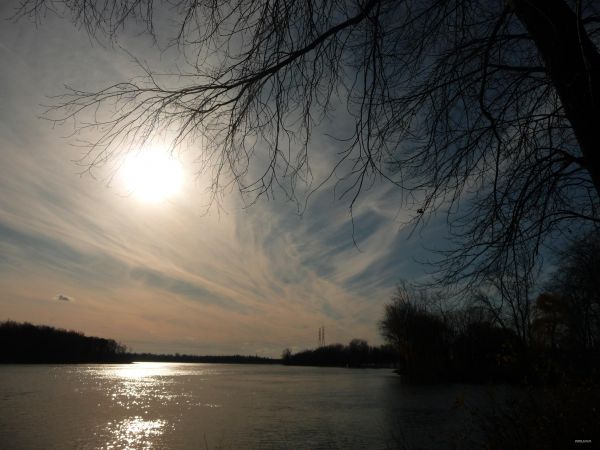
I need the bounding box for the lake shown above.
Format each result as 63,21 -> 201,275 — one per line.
0,363 -> 506,449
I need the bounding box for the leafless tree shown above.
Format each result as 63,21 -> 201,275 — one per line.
14,0 -> 600,286
536,231 -> 600,352
379,283 -> 450,381
469,245 -> 537,345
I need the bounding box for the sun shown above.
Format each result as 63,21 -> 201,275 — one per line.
121,146 -> 183,202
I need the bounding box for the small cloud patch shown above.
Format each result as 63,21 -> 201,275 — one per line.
54,293 -> 75,302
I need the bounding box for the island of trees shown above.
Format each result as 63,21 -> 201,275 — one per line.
282,340 -> 398,368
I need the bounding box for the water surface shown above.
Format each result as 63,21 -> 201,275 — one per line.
0,363 -> 499,449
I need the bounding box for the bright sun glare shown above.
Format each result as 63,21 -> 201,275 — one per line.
121,147 -> 183,202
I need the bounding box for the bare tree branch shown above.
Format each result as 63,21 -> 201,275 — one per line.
14,0 -> 600,288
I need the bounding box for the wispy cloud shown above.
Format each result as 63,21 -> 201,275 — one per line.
0,3 -> 441,356
129,267 -> 253,314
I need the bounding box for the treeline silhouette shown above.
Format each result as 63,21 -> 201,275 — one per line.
282,340 -> 398,368
0,321 -> 131,363
380,233 -> 600,384
130,353 -> 279,364
0,321 -> 280,365
380,295 -> 524,383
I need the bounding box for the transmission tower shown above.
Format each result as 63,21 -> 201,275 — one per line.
318,326 -> 325,347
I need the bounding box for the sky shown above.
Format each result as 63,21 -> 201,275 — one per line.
0,1 -> 442,356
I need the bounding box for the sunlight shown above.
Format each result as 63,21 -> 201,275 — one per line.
121,146 -> 183,202
112,362 -> 176,379
105,416 -> 167,449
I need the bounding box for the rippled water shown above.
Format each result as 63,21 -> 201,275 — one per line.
0,363 -> 500,449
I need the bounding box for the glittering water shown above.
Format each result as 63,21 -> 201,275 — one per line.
0,363 -> 499,449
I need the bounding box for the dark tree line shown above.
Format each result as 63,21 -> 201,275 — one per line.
282,339 -> 398,368
0,321 -> 283,364
0,321 -> 131,363
131,352 -> 279,364
380,284 -> 522,383
381,232 -> 600,384
531,232 -> 600,376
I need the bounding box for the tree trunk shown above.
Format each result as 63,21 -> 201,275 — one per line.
511,0 -> 600,198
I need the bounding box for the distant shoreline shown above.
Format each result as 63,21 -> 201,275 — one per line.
1,320 -> 284,365
1,320 -> 397,369
128,353 -> 281,365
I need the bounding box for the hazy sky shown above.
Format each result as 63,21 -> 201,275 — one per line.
0,1 -> 443,356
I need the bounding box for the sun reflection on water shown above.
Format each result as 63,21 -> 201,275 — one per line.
112,362 -> 178,379
100,363 -> 180,448
91,363 -> 219,448
102,363 -> 182,408
104,416 -> 167,450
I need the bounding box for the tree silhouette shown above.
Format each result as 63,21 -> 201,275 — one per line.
15,0 -> 600,284
380,283 -> 526,382
281,340 -> 397,368
0,321 -> 129,363
535,232 -> 600,354
532,292 -> 570,352
379,284 -> 450,382
468,245 -> 537,347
